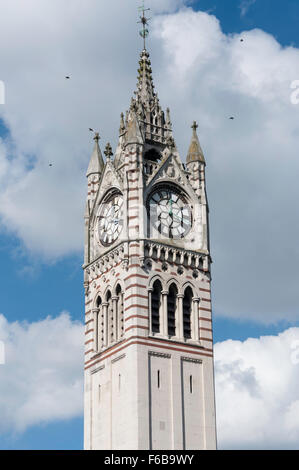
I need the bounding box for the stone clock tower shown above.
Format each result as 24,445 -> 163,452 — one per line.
83,27 -> 217,450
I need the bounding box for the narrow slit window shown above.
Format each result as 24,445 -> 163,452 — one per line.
190,375 -> 193,394
157,370 -> 160,389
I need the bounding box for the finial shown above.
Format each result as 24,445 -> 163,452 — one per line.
192,121 -> 199,132
104,142 -> 113,160
166,108 -> 172,128
119,113 -> 125,134
93,132 -> 100,142
138,1 -> 151,50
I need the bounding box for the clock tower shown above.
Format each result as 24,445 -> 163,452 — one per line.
83,13 -> 217,450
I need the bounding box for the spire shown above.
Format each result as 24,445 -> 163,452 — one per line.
136,48 -> 156,106
187,121 -> 205,164
86,132 -> 104,177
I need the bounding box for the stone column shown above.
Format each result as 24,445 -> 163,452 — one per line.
192,297 -> 200,341
162,290 -> 168,337
177,294 -> 184,339
112,296 -> 118,342
148,288 -> 153,336
93,308 -> 99,352
102,302 -> 108,348
120,291 -> 124,337
92,308 -> 99,352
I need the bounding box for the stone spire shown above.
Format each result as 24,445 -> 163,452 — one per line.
136,49 -> 156,107
122,48 -> 171,149
86,133 -> 104,176
186,121 -> 205,164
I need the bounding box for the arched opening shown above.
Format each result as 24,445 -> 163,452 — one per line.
144,148 -> 161,162
116,284 -> 124,340
95,296 -> 102,351
167,284 -> 178,337
151,280 -> 162,334
183,287 -> 193,339
106,290 -> 113,345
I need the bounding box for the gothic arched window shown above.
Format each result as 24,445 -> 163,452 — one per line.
106,290 -> 113,345
183,287 -> 193,339
167,284 -> 178,337
116,284 -> 124,340
151,280 -> 162,334
95,296 -> 102,351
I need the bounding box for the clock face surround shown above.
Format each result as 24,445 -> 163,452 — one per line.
147,186 -> 192,239
98,192 -> 124,246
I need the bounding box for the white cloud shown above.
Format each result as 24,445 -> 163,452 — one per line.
239,0 -> 257,17
0,2 -> 299,322
215,327 -> 299,449
0,313 -> 83,433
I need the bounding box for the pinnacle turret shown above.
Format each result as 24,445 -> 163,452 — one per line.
186,121 -> 205,164
86,133 -> 104,177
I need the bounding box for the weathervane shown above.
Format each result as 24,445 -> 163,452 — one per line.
138,1 -> 151,49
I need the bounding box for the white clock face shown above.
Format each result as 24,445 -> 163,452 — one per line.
98,193 -> 124,246
148,187 -> 192,239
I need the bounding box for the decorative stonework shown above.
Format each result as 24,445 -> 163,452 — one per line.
90,364 -> 105,375
181,356 -> 203,364
149,351 -> 171,359
111,353 -> 126,364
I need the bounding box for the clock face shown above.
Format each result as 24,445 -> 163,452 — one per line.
148,187 -> 192,239
98,193 -> 124,246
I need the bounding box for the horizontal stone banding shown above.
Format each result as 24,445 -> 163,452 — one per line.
199,317 -> 212,323
125,273 -> 148,281
125,314 -> 149,322
124,293 -> 148,301
125,325 -> 149,333
84,336 -> 213,370
124,304 -> 148,312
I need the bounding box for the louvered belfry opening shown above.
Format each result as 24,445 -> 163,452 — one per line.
167,284 -> 177,337
151,280 -> 162,333
183,287 -> 193,339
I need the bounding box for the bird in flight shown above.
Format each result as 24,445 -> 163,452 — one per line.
229,117 -> 235,120
49,163 -> 53,167
89,128 -> 94,132
65,76 -> 70,79
240,39 -> 244,42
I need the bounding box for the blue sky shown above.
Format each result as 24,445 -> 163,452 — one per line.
0,0 -> 299,450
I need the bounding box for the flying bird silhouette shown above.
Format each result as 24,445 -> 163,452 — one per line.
229,117 -> 235,120
65,76 -> 70,79
89,128 -> 94,132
